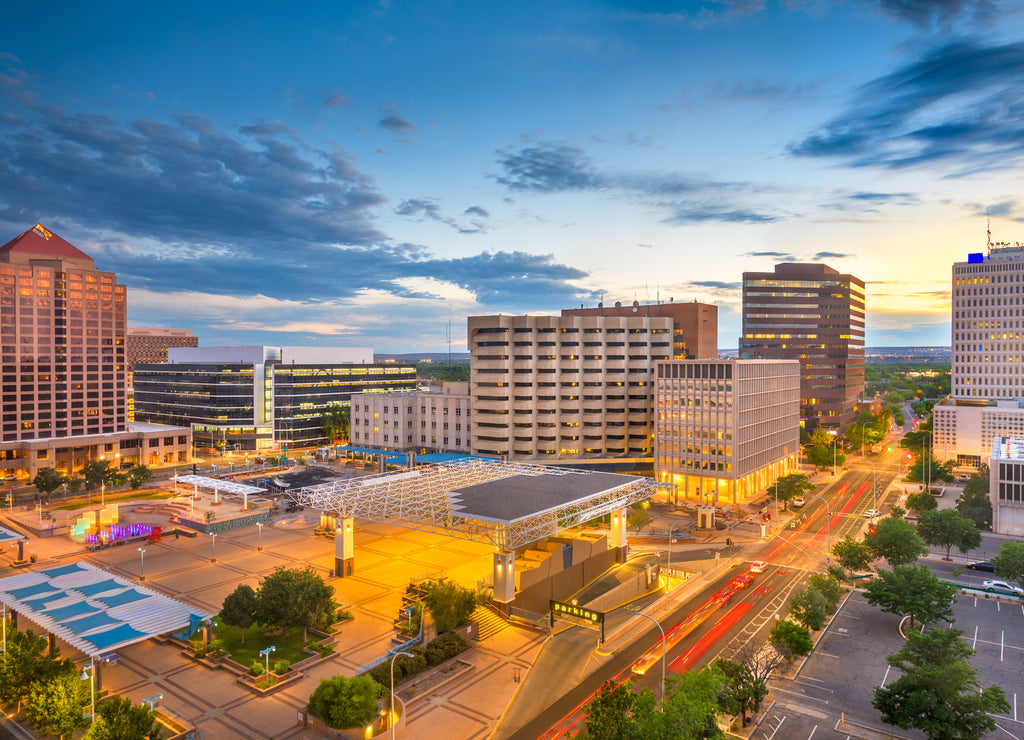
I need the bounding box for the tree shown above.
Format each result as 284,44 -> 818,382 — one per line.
658,669 -> 727,740
957,467 -> 992,529
127,465 -> 152,490
916,509 -> 982,561
221,584 -> 257,645
808,572 -> 841,610
907,458 -> 956,484
320,404 -> 350,443
255,566 -> 335,641
32,467 -> 65,498
832,536 -> 874,573
863,564 -> 955,629
63,476 -> 83,496
713,657 -> 768,727
307,674 -> 380,729
578,680 -> 658,739
26,670 -> 89,739
864,516 -> 927,566
774,474 -> 815,510
991,540 -> 1024,589
873,627 -> 1008,740
807,445 -> 846,470
422,579 -> 479,634
627,505 -> 650,535
769,620 -> 813,661
82,459 -> 115,494
905,490 -> 938,515
85,696 -> 163,740
0,628 -> 75,709
788,584 -> 827,630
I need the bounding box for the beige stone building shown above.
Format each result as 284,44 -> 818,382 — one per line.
350,382 -> 473,453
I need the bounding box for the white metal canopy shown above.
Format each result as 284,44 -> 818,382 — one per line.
292,459 -> 661,550
174,474 -> 265,507
0,562 -> 211,658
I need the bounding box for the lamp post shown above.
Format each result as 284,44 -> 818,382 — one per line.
806,492 -> 832,560
2,603 -> 7,667
260,645 -> 276,684
36,502 -> 42,528
859,421 -> 868,458
629,610 -> 666,702
667,519 -> 687,575
829,432 -> 839,476
923,431 -> 933,493
100,481 -> 105,507
391,650 -> 413,739
80,661 -> 95,724
138,546 -> 146,581
257,522 -> 263,551
210,532 -> 217,563
774,480 -> 780,533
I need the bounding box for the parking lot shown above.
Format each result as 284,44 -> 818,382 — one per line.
763,589 -> 1024,739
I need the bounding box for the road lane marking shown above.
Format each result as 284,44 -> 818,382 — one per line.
1002,630 -> 1005,662
881,665 -> 891,687
974,625 -> 979,650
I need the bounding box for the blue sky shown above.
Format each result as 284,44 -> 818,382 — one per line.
2,0 -> 1023,352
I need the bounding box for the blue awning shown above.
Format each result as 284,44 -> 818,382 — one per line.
83,623 -> 149,652
98,589 -> 152,609
73,579 -> 123,597
6,582 -> 60,600
43,601 -> 99,623
41,563 -> 88,579
63,611 -> 121,635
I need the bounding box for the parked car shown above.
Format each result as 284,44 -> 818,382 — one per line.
863,509 -> 882,518
983,580 -> 1024,596
967,560 -> 996,572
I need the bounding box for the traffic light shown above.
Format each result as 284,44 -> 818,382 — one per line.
888,446 -> 893,451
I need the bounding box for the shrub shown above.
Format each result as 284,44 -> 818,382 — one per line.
308,675 -> 379,729
319,643 -> 335,658
369,662 -> 392,686
273,658 -> 291,674
424,632 -> 469,665
249,660 -> 265,677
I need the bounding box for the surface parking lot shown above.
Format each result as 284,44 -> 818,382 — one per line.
763,590 -> 1024,740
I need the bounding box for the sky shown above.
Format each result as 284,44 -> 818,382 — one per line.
2,0 -> 1023,352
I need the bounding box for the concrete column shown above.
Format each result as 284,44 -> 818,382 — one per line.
334,516 -> 354,577
492,551 -> 515,613
609,508 -> 628,564
48,633 -> 56,656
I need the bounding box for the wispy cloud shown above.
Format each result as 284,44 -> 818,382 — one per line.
395,198 -> 489,234
861,0 -> 997,29
790,39 -> 1024,174
379,104 -> 417,134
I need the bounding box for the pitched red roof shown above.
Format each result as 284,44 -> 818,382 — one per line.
0,224 -> 94,262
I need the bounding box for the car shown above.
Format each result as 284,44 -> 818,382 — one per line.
730,574 -> 755,589
791,497 -> 805,508
863,509 -> 882,518
983,580 -> 1024,596
749,560 -> 768,574
967,560 -> 996,572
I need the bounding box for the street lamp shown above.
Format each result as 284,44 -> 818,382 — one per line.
257,522 -> 263,551
80,662 -> 95,724
260,645 -> 276,684
210,532 -> 217,563
806,492 -> 832,560
390,650 -> 413,739
828,431 -> 839,476
138,546 -> 146,581
628,610 -> 666,702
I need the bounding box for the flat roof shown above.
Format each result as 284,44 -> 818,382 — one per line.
450,472 -> 641,523
0,524 -> 25,544
174,475 -> 264,495
0,562 -> 211,657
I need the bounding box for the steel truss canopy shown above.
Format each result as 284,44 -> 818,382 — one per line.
293,460 -> 661,550
174,475 -> 264,497
0,562 -> 211,658
0,524 -> 25,544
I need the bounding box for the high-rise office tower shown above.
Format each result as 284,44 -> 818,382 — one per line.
562,300 -> 718,359
934,241 -> 1024,467
739,263 -> 865,431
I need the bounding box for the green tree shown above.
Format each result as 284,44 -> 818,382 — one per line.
307,674 -> 380,729
627,505 -> 651,535
991,540 -> 1024,589
85,696 -> 163,740
807,445 -> 846,470
0,628 -> 75,709
774,474 -> 815,510
957,467 -> 992,529
788,584 -> 827,631
864,516 -> 927,566
916,509 -> 982,561
808,572 -> 842,611
873,627 -> 1008,740
255,566 -> 334,641
905,491 -> 938,515
769,620 -> 813,661
82,459 -> 115,494
220,584 -> 257,645
713,658 -> 767,727
32,467 -> 65,498
127,465 -> 153,490
320,404 -> 351,443
832,536 -> 874,573
422,579 -> 479,634
863,564 -> 956,629
26,670 -> 89,739
63,476 -> 83,496
578,680 -> 657,739
658,669 -> 727,740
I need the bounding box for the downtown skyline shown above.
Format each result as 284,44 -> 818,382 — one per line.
2,1 -> 1023,352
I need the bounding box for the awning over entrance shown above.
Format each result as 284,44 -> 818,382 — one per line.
0,562 -> 211,657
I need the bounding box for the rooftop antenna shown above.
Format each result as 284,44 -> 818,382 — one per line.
988,217 -> 993,252
447,304 -> 452,366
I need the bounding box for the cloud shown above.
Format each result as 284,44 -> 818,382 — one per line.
862,0 -> 997,28
464,206 -> 489,218
321,89 -> 350,107
744,251 -> 797,259
379,105 -> 417,133
619,1 -> 768,28
688,280 -> 742,290
968,199 -> 1024,222
496,141 -> 782,224
790,39 -> 1024,174
813,251 -> 852,259
396,198 -> 490,234
496,143 -> 604,192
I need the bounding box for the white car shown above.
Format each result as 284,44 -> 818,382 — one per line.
791,497 -> 805,508
749,560 -> 768,574
983,580 -> 1024,596
863,509 -> 882,518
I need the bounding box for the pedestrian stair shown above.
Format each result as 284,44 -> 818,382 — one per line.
471,605 -> 509,641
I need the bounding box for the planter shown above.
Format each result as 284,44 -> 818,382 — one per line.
303,697 -> 407,738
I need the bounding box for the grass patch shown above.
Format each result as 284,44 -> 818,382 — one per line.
208,620 -> 311,666
54,489 -> 178,510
